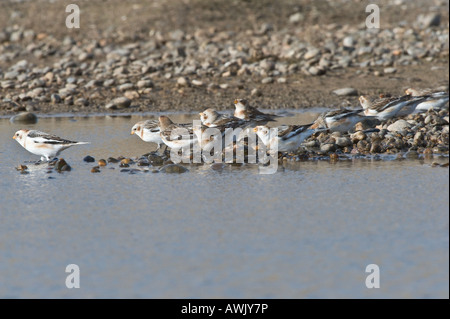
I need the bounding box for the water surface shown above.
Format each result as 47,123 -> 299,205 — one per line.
0,113 -> 448,298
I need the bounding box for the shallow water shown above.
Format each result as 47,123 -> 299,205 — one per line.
0,112 -> 448,298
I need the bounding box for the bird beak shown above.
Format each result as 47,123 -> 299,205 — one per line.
253,127 -> 258,132
199,112 -> 203,116
131,131 -> 135,135
13,135 -> 16,139
234,99 -> 238,104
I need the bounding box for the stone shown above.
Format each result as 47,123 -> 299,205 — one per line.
108,97 -> 131,109
10,112 -> 38,124
384,67 -> 397,74
332,88 -> 358,96
387,119 -> 411,132
83,155 -> 95,163
343,36 -> 354,48
289,12 -> 304,24
137,80 -> 153,89
261,77 -> 273,84
159,164 -> 188,173
51,94 -> 62,104
417,13 -> 441,28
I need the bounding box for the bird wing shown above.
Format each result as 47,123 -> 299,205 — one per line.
161,125 -> 193,141
279,124 -> 312,140
142,120 -> 160,133
28,131 -> 80,145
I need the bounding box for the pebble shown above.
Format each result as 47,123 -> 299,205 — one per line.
261,77 -> 273,84
91,167 -> 101,173
289,12 -> 304,24
159,164 -> 189,173
10,112 -> 38,124
106,97 -> 131,109
387,119 -> 411,132
55,158 -> 71,172
383,67 -> 397,74
177,77 -> 190,87
98,159 -> 107,166
332,88 -> 358,96
137,80 -> 153,89
83,155 -> 95,163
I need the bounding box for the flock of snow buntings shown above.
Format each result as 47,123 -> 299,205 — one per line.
13,88 -> 449,161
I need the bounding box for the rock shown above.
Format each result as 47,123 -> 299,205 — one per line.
320,143 -> 336,153
260,60 -> 275,71
1,81 -> 15,89
417,13 -> 441,28
351,131 -> 366,143
137,80 -> 153,89
103,79 -> 115,87
277,77 -> 287,84
124,91 -> 139,100
343,36 -> 354,48
107,97 -> 131,109
387,119 -> 411,132
55,158 -> 71,172
332,88 -> 358,96
289,12 -> 304,24
191,79 -> 203,87
159,164 -> 189,173
308,66 -> 325,76
4,71 -> 19,80
261,77 -> 273,84
148,154 -> 164,166
384,67 -> 397,74
75,98 -> 89,106
335,137 -> 352,148
251,88 -> 262,97
355,118 -> 381,131
98,159 -> 107,166
10,112 -> 38,124
177,77 -> 190,87
91,167 -> 101,173
118,83 -> 134,92
83,155 -> 95,163
304,48 -> 320,60
15,164 -> 28,171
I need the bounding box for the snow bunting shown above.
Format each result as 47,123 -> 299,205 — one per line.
233,99 -> 278,125
405,88 -> 449,113
131,120 -> 164,150
254,124 -> 315,152
13,129 -> 89,161
199,108 -> 246,128
359,95 -> 423,121
158,116 -> 197,149
310,108 -> 367,132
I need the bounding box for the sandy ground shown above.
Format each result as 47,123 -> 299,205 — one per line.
0,0 -> 448,114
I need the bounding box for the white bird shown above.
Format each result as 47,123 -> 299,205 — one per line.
405,88 -> 449,113
254,124 -> 316,152
158,116 -> 197,149
13,129 -> 89,161
310,108 -> 368,132
131,120 -> 164,150
359,95 -> 424,120
233,99 -> 279,125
